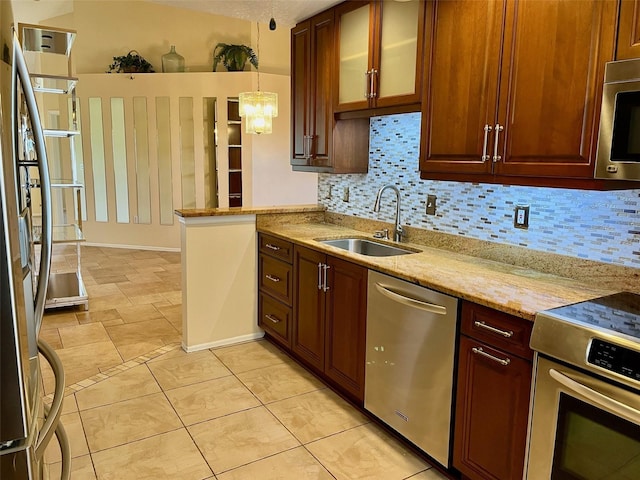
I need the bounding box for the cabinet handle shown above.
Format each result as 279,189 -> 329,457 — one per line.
474,320 -> 513,338
317,262 -> 323,290
364,70 -> 371,99
308,135 -> 315,159
265,274 -> 281,283
481,124 -> 493,162
322,264 -> 330,292
374,283 -> 447,315
265,314 -> 280,324
492,123 -> 504,162
370,68 -> 378,99
472,347 -> 510,366
265,243 -> 281,251
549,369 -> 640,424
303,135 -> 310,159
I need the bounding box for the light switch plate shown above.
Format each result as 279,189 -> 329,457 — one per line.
514,205 -> 530,229
426,194 -> 437,215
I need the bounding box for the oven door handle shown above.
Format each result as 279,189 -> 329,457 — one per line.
549,368 -> 640,424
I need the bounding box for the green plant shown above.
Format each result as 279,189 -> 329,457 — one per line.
213,43 -> 258,72
107,51 -> 155,73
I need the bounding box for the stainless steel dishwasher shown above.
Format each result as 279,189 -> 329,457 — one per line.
365,270 -> 459,468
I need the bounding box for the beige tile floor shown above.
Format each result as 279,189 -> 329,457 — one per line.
40,245 -> 182,394
42,246 -> 449,480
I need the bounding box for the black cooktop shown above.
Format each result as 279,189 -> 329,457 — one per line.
544,292 -> 640,340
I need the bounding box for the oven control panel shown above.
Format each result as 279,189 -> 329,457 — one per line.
588,338 -> 640,382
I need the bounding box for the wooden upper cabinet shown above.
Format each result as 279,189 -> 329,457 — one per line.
291,21 -> 310,163
420,0 -> 505,175
617,0 -> 640,60
291,11 -> 334,169
495,0 -> 617,179
335,0 -> 425,112
420,0 -> 617,184
290,10 -> 370,174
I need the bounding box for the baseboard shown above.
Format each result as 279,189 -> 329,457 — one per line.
181,331 -> 265,352
83,242 -> 180,253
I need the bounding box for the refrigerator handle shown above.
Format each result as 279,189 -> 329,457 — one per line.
35,339 -> 65,461
46,406 -> 72,480
13,31 -> 52,331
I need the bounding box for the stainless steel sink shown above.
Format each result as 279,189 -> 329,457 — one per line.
318,238 -> 419,257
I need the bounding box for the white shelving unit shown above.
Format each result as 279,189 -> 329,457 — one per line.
19,23 -> 88,311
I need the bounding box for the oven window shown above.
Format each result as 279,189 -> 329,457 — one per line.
611,91 -> 640,162
552,394 -> 640,479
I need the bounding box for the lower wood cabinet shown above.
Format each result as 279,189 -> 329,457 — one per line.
453,302 -> 533,480
292,245 -> 367,404
258,234 -> 294,349
257,235 -> 368,404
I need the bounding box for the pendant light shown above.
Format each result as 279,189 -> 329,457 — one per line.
239,22 -> 278,135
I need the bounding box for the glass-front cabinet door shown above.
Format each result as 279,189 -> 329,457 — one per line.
336,1 -> 372,111
335,0 -> 425,112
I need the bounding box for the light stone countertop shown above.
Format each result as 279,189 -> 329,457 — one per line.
175,204 -> 325,218
257,222 -> 615,321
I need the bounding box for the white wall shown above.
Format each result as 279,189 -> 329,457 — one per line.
20,0 -> 316,250
246,74 -> 318,207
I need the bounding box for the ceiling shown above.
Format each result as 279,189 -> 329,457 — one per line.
149,0 -> 342,26
14,0 -> 342,27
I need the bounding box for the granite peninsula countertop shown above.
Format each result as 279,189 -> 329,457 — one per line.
175,204 -> 325,218
257,222 -> 615,321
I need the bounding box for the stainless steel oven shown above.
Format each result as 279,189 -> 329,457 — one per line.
595,59 -> 640,181
526,293 -> 640,479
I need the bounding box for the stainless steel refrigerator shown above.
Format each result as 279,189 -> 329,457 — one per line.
0,1 -> 70,478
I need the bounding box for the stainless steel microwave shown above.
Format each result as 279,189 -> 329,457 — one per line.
595,58 -> 640,180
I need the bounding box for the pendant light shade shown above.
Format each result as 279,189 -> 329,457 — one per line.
238,91 -> 278,135
238,22 -> 278,135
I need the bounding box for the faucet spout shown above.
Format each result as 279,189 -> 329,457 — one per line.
372,185 -> 403,242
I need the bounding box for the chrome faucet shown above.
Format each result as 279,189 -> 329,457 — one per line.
373,185 -> 403,242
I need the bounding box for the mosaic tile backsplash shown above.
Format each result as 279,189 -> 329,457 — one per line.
318,113 -> 640,268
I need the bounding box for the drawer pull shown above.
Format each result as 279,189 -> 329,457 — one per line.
474,320 -> 513,338
265,243 -> 281,251
472,347 -> 510,366
265,314 -> 280,324
265,274 -> 281,283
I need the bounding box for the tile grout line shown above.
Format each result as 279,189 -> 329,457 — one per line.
44,343 -> 182,402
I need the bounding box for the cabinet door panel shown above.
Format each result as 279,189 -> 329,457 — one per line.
420,0 -> 504,174
324,256 -> 367,403
291,21 -> 310,162
453,335 -> 532,480
376,0 -> 424,107
292,246 -> 325,371
335,1 -> 374,111
259,292 -> 291,348
310,11 -> 335,163
617,0 -> 640,60
495,0 -> 616,178
259,255 -> 293,306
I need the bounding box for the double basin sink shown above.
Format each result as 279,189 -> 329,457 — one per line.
317,238 -> 419,257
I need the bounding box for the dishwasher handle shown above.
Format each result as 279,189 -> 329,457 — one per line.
374,282 -> 447,315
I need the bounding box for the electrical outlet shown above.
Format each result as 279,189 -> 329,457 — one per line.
426,194 -> 437,215
514,205 -> 530,229
342,186 -> 349,202
326,184 -> 333,199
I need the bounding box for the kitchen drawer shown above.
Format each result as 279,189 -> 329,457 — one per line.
461,302 -> 533,360
259,234 -> 293,263
259,292 -> 291,347
259,254 -> 293,305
